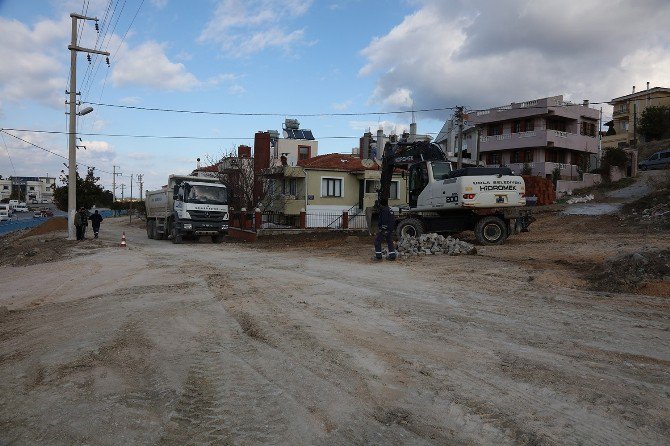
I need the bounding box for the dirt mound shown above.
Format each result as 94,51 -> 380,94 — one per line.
23,217 -> 68,237
587,249 -> 670,296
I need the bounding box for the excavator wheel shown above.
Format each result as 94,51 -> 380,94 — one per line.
475,216 -> 508,245
396,218 -> 424,238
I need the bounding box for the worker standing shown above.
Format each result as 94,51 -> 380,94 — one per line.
374,200 -> 397,261
89,210 -> 104,239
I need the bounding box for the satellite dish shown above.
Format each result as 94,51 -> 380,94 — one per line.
361,159 -> 374,168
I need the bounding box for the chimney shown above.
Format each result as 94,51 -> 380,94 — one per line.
632,85 -> 636,93
647,81 -> 650,90
238,145 -> 251,158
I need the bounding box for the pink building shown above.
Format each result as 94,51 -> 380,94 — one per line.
470,95 -> 600,179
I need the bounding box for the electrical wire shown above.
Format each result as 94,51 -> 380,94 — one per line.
1,132 -> 18,176
0,130 -> 114,175
81,101 -> 457,117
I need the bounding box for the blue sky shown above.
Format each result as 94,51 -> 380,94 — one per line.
1,0 -> 669,193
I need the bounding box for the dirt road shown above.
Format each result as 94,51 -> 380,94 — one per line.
1,216 -> 669,445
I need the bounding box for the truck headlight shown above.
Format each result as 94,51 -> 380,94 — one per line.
183,223 -> 192,229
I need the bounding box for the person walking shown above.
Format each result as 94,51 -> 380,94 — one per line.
89,210 -> 103,238
80,207 -> 89,239
74,208 -> 83,240
374,199 -> 397,261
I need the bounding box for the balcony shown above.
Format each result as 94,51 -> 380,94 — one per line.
612,108 -> 629,117
479,130 -> 597,153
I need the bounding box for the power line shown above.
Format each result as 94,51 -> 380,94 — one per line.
81,101 -> 457,117
0,130 -> 114,175
1,132 -> 17,176
0,128 -> 363,140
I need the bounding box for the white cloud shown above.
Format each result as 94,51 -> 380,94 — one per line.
359,0 -> 670,117
119,96 -> 142,105
198,0 -> 313,57
228,84 -> 246,95
348,120 -> 409,136
0,16 -> 69,108
111,41 -> 201,91
151,0 -> 168,9
127,152 -> 154,161
332,100 -> 352,111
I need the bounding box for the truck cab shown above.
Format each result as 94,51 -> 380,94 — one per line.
145,175 -> 229,244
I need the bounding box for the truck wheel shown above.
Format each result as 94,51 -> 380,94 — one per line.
212,234 -> 224,244
171,226 -> 183,244
147,220 -> 155,239
475,216 -> 508,245
396,218 -> 424,238
153,222 -> 161,240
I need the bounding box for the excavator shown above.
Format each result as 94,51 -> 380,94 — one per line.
376,140 -> 534,245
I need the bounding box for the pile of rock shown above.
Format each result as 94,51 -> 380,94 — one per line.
397,233 -> 477,257
566,194 -> 595,204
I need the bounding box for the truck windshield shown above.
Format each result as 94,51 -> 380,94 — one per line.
186,185 -> 228,205
431,162 -> 453,181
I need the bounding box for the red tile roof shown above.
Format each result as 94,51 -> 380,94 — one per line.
297,153 -> 379,171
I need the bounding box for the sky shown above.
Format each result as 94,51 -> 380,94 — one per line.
1,0 -> 669,194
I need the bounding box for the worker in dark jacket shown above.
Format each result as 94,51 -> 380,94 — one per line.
89,210 -> 103,238
374,200 -> 397,260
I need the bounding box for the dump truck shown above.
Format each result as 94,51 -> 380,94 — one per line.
376,140 -> 534,245
145,175 -> 229,244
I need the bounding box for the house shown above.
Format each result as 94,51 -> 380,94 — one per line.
602,83 -> 670,149
0,176 -> 56,203
262,153 -> 406,227
434,117 -> 477,158
469,95 -> 600,179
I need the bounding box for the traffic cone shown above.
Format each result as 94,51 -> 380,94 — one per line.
119,232 -> 127,247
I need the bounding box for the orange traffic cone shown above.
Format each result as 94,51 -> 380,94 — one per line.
120,232 -> 127,247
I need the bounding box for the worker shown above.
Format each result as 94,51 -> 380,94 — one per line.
89,210 -> 103,238
74,208 -> 83,240
374,199 -> 397,261
80,207 -> 89,239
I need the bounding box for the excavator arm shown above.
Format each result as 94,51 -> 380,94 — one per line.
377,140 -> 446,205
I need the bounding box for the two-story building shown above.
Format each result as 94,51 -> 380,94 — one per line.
469,95 -> 600,179
0,176 -> 56,203
602,84 -> 670,149
262,153 -> 406,227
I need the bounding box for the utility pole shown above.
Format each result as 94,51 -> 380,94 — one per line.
456,106 -> 464,169
632,102 -> 637,151
137,174 -> 144,201
129,174 -> 133,223
112,165 -> 122,202
66,13 -> 109,240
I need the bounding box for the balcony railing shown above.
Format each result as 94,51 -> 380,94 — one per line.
612,108 -> 629,117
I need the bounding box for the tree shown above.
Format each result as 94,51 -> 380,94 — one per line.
53,167 -> 113,211
638,106 -> 670,141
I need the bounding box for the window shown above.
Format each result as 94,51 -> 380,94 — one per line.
389,181 -> 399,200
29,186 -> 35,191
486,152 -> 501,165
512,120 -> 521,133
2,186 -> 7,190
545,149 -> 566,163
283,179 -> 297,196
322,178 -> 343,197
298,145 -> 310,161
487,124 -> 503,136
511,151 -> 522,163
547,119 -> 567,131
525,119 -> 534,131
620,121 -> 629,131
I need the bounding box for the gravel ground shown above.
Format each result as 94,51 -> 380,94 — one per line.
0,212 -> 669,445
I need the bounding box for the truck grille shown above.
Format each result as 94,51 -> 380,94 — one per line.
189,210 -> 227,221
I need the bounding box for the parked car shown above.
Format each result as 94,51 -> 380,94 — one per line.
33,211 -> 43,218
638,148 -> 670,170
41,209 -> 54,217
